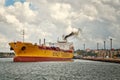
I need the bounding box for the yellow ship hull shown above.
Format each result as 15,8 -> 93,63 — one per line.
9,41 -> 73,62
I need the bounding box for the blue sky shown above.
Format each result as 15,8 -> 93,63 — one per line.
5,0 -> 26,6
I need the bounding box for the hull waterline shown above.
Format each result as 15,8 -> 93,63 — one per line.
14,56 -> 72,62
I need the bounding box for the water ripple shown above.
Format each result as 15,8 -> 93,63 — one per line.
0,58 -> 120,80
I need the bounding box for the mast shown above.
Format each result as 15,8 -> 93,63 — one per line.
22,29 -> 25,42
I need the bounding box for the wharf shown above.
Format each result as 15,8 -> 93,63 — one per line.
82,57 -> 120,64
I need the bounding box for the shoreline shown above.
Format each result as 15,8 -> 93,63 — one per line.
82,57 -> 120,64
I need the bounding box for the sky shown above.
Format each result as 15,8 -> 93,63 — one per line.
0,0 -> 120,52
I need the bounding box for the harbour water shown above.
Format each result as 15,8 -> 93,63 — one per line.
0,58 -> 120,80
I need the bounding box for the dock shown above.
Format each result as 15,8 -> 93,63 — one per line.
82,57 -> 120,63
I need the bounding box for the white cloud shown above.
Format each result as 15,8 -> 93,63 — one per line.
5,14 -> 19,24
50,3 -> 71,21
7,2 -> 37,22
0,0 -> 5,6
0,0 -> 120,51
0,34 -> 7,42
0,33 -> 9,52
81,4 -> 98,21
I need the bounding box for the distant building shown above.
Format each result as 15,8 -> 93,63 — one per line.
0,52 -> 14,58
97,49 -> 120,58
86,48 -> 91,52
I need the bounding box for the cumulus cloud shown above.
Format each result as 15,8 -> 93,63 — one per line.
0,0 -> 120,51
0,1 -> 38,51
50,3 -> 71,21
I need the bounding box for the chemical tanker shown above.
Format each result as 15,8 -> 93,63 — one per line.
9,31 -> 79,62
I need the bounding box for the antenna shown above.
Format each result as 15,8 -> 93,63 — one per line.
22,29 -> 25,42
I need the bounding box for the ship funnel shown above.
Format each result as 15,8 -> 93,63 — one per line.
39,39 -> 41,45
44,38 -> 46,45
